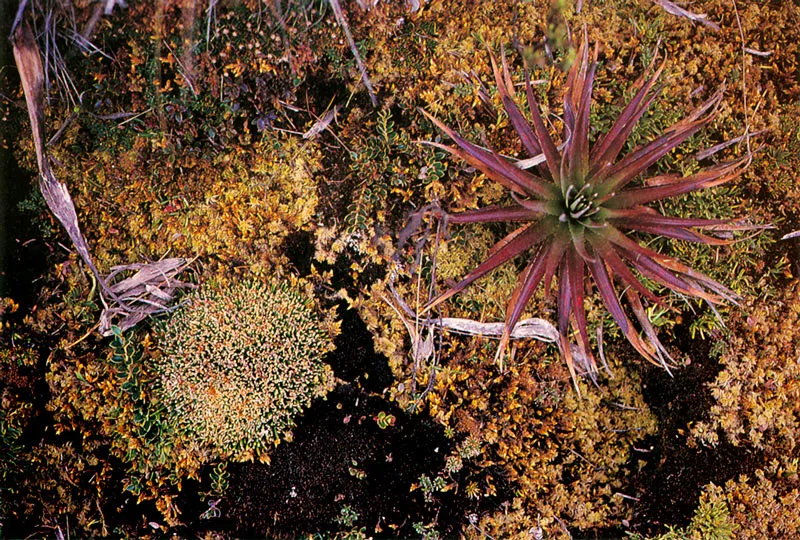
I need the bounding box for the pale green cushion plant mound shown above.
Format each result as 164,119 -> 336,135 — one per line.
155,278 -> 337,461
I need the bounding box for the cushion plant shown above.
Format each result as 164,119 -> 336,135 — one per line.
155,279 -> 336,460
423,39 -> 747,392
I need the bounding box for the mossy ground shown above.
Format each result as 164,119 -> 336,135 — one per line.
1,0 -> 800,538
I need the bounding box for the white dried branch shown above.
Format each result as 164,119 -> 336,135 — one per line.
652,0 -> 720,30
303,105 -> 340,139
743,47 -> 772,57
436,317 -> 559,342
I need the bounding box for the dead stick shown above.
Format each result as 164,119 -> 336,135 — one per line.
328,0 -> 378,107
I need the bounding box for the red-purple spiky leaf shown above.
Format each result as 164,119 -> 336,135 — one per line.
420,36 -> 748,391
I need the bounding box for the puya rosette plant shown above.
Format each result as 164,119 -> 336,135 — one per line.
422,38 -> 748,392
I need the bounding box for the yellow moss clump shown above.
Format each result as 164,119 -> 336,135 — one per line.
177,136 -> 322,272
655,459 -> 800,540
367,304 -> 657,534
40,123 -> 324,278
31,264 -> 195,527
479,354 -> 656,531
433,227 -> 520,316
434,227 -> 499,282
691,281 -> 800,451
155,278 -> 338,461
705,460 -> 800,539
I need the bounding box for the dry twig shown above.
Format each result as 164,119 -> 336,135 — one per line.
328,0 -> 378,107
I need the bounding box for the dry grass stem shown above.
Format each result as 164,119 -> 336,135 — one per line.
329,0 -> 378,107
12,16 -> 194,338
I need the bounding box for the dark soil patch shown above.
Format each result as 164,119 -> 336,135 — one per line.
630,433 -> 756,535
627,339 -> 760,535
0,153 -> 52,314
282,229 -> 316,277
225,384 -> 451,538
325,302 -> 394,393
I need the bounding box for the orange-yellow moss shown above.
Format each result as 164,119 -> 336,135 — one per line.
650,459 -> 800,540
4,0 -> 800,536
691,281 -> 800,451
